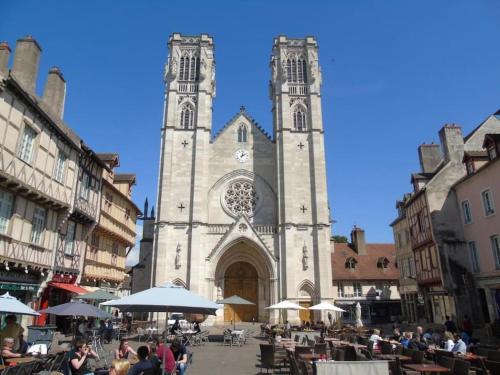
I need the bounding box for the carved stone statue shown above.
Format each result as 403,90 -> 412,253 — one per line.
281,60 -> 288,82
216,282 -> 223,300
199,58 -> 207,82
175,243 -> 181,269
302,244 -> 309,270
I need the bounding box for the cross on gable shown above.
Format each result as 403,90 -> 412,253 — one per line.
300,205 -> 307,213
181,140 -> 189,148
178,203 -> 186,212
298,142 -> 305,149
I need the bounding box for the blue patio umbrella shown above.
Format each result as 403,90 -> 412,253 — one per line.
0,292 -> 39,316
40,300 -> 110,318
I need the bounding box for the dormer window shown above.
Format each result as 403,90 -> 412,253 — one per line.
377,257 -> 390,269
345,257 -> 357,269
487,146 -> 497,160
466,160 -> 475,175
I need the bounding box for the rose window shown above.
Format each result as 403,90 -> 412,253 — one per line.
224,181 -> 259,216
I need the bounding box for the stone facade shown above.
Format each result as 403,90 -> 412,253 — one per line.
152,34 -> 332,323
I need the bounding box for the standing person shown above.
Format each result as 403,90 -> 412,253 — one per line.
115,339 -> 137,360
128,345 -> 153,375
462,315 -> 473,337
69,339 -> 99,375
444,316 -> 457,333
0,315 -> 24,351
170,338 -> 188,375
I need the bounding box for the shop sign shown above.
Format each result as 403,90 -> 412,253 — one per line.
0,282 -> 39,292
0,270 -> 39,284
52,273 -> 77,284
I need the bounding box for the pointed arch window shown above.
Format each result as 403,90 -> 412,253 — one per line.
179,55 -> 200,81
180,105 -> 194,129
286,57 -> 307,84
238,124 -> 248,142
293,106 -> 307,131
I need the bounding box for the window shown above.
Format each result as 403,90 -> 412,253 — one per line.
18,125 -> 37,163
179,56 -> 200,81
53,151 -> 67,183
91,233 -> 99,248
488,146 -> 497,160
80,172 -> 91,200
468,241 -> 480,273
345,257 -> 357,269
30,206 -> 46,245
466,161 -> 475,175
462,200 -> 472,224
353,282 -> 362,297
125,207 -> 130,220
238,124 -> 248,143
482,190 -> 495,216
286,58 -> 307,84
180,105 -> 194,129
491,235 -> 500,269
112,242 -> 119,255
337,282 -> 344,297
0,189 -> 13,234
377,257 -> 389,269
64,221 -> 76,255
293,107 -> 307,131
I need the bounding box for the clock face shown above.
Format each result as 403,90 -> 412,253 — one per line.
234,149 -> 249,163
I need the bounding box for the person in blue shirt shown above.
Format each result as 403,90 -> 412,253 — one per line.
128,346 -> 154,375
451,334 -> 467,354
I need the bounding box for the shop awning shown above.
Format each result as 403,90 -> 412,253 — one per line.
49,282 -> 89,295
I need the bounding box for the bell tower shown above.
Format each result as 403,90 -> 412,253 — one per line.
153,33 -> 216,290
270,36 -> 333,305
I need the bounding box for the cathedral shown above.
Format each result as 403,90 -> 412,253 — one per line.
138,33 -> 333,324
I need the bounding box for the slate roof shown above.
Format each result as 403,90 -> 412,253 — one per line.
331,242 -> 399,281
211,107 -> 273,143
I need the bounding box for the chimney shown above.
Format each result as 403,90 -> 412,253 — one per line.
0,41 -> 11,76
418,143 -> 442,173
350,226 -> 366,255
12,35 -> 42,93
42,67 -> 66,118
439,124 -> 464,163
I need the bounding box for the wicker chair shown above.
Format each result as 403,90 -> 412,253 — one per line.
452,359 -> 470,375
437,356 -> 456,372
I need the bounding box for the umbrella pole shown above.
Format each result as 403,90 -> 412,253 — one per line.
233,307 -> 235,330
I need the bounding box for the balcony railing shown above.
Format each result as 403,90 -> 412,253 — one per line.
289,84 -> 308,95
178,82 -> 198,93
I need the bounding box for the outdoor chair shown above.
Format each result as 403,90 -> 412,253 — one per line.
343,345 -> 357,361
288,350 -> 300,375
367,340 -> 374,354
314,343 -> 327,356
475,347 -> 489,357
223,330 -> 233,346
0,366 -> 19,375
437,356 -> 456,372
294,334 -> 300,343
298,359 -> 312,375
487,350 -> 500,362
314,336 -> 321,343
232,332 -> 244,347
485,360 -> 500,375
402,347 -> 414,358
307,338 -> 315,347
411,350 -> 424,364
294,346 -> 313,360
333,348 -> 345,361
260,344 -> 284,374
47,351 -> 68,372
360,348 -> 373,360
136,327 -> 146,341
389,357 -> 403,375
452,359 -> 470,375
16,361 -> 38,375
301,335 -> 309,346
381,340 -> 393,354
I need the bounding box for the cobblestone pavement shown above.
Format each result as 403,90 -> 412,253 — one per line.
92,323 -> 266,375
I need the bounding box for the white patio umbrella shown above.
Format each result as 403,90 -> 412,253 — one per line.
355,302 -> 363,328
0,292 -> 39,316
103,282 -> 220,375
308,302 -> 345,312
265,300 -> 305,324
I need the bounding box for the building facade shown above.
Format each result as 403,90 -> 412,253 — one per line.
391,196 -> 422,323
453,125 -> 500,324
150,34 -> 332,323
81,153 -> 140,295
331,227 -> 401,325
394,112 -> 500,324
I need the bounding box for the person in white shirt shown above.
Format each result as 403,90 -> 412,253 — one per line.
443,331 -> 455,352
369,329 -> 382,348
452,334 -> 467,354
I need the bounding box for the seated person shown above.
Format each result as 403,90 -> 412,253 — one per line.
400,332 -> 413,348
147,342 -> 161,374
392,327 -> 402,341
410,332 -> 427,351
128,345 -> 154,375
451,334 -> 467,354
467,338 -> 480,354
153,338 -> 175,374
110,359 -> 130,375
115,339 -> 137,360
193,321 -> 201,333
69,339 -> 99,375
443,331 -> 455,352
1,337 -> 22,361
369,329 -> 382,347
171,338 -> 188,375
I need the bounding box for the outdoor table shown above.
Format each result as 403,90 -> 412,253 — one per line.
299,353 -> 322,361
146,327 -> 158,340
182,330 -> 198,345
324,337 -> 341,341
456,353 -> 487,361
374,354 -> 412,362
403,363 -> 451,374
5,356 -> 42,365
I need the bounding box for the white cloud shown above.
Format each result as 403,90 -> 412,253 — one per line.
126,223 -> 143,267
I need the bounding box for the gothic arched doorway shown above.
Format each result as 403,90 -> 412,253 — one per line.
223,261 -> 259,322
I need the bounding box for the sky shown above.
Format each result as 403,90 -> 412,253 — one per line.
1,1 -> 499,261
